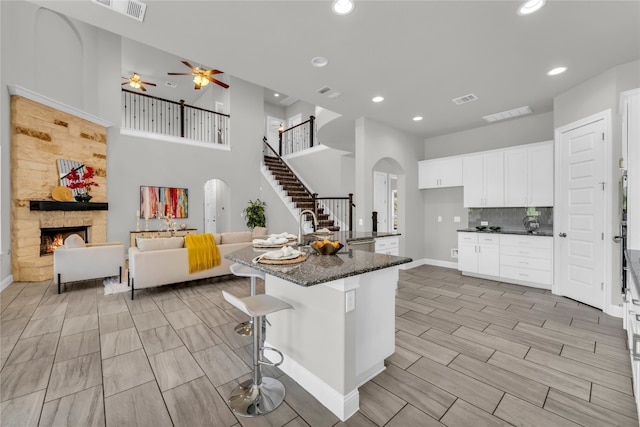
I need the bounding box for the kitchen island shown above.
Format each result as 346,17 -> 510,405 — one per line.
226,244 -> 411,421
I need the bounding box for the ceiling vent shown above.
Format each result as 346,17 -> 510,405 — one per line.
92,0 -> 147,22
483,105 -> 533,122
165,82 -> 177,88
452,93 -> 478,105
316,86 -> 331,95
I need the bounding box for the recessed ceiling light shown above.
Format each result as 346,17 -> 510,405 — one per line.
547,66 -> 567,76
274,93 -> 280,97
413,116 -> 423,122
311,56 -> 329,68
372,96 -> 384,103
332,0 -> 354,15
518,0 -> 545,15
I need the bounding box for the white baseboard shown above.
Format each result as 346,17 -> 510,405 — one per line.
264,340 -> 359,421
0,275 -> 14,292
422,258 -> 458,269
605,304 -> 623,318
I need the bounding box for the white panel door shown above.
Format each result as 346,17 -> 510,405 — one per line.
557,119 -> 605,308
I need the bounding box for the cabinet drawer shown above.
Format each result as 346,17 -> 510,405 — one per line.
375,237 -> 398,251
500,255 -> 550,271
500,235 -> 552,249
458,233 -> 478,243
478,235 -> 499,244
500,265 -> 551,285
500,245 -> 551,259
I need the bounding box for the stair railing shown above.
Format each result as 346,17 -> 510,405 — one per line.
263,139 -> 355,231
122,88 -> 230,145
278,115 -> 315,156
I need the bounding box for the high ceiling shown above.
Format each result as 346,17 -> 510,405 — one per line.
29,0 -> 640,139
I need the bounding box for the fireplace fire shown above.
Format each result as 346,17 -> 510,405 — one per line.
40,226 -> 89,256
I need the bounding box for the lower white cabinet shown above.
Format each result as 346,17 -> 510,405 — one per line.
623,269 -> 640,417
457,233 -> 499,276
375,236 -> 399,255
458,232 -> 553,288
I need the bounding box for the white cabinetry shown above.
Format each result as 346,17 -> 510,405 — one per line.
504,141 -> 554,207
499,235 -> 553,286
622,89 -> 640,249
457,232 -> 499,276
623,266 -> 640,417
418,157 -> 463,189
458,232 -> 553,289
463,152 -> 504,207
375,236 -> 399,256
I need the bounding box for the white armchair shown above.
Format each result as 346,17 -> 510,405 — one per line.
53,235 -> 125,294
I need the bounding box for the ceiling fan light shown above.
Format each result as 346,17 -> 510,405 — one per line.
332,0 -> 354,15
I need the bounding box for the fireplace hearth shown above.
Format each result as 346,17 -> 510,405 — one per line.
40,226 -> 89,256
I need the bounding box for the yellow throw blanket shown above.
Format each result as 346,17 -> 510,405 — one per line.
185,234 -> 221,274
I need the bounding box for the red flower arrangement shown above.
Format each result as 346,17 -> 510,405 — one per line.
66,166 -> 99,194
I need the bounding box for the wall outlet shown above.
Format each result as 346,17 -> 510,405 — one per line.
453,216 -> 461,223
437,216 -> 442,222
345,290 -> 356,312
481,221 -> 488,226
451,248 -> 458,258
358,218 -> 363,226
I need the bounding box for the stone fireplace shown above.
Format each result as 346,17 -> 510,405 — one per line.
10,89 -> 109,282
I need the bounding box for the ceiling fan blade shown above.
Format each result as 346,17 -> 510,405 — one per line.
206,76 -> 230,89
121,82 -> 130,85
140,85 -> 147,92
181,60 -> 197,72
167,72 -> 193,76
203,69 -> 223,75
140,81 -> 157,86
194,82 -> 202,90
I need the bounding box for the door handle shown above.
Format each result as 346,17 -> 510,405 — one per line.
613,235 -> 622,243
559,233 -> 567,238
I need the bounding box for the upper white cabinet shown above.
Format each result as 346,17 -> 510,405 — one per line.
504,141 -> 554,207
463,152 -> 504,207
418,157 -> 463,189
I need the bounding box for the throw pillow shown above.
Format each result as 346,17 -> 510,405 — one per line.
252,227 -> 269,239
64,234 -> 86,248
212,234 -> 222,245
220,231 -> 252,244
137,237 -> 185,251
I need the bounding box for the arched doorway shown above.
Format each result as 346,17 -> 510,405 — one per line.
203,179 -> 231,234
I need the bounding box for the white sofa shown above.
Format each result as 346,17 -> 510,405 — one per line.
54,235 -> 125,294
128,230 -> 265,299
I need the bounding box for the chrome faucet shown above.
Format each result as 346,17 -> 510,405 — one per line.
298,209 -> 318,245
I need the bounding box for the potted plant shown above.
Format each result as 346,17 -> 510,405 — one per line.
66,166 -> 99,202
243,199 -> 266,229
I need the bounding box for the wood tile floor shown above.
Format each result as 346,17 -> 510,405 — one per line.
1,264 -> 638,426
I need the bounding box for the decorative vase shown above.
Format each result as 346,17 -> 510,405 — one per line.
74,193 -> 92,203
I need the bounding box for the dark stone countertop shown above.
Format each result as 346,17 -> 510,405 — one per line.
225,244 -> 412,287
626,249 -> 640,292
457,228 -> 553,237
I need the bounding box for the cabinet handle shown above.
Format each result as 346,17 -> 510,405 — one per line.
634,334 -> 640,361
518,273 -> 529,277
633,299 -> 640,306
519,261 -> 529,265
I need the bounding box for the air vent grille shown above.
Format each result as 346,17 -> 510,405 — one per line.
316,86 -> 331,95
483,106 -> 532,123
452,93 -> 478,105
91,0 -> 147,22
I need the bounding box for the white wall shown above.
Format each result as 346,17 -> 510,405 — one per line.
355,118 -> 424,260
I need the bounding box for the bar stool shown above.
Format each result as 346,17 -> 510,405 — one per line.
222,290 -> 292,416
229,263 -> 266,336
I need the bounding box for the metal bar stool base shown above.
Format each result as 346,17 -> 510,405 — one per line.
234,320 -> 252,336
228,377 -> 285,417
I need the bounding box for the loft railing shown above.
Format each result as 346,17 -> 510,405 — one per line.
263,138 -> 354,231
278,115 -> 315,156
121,88 -> 230,145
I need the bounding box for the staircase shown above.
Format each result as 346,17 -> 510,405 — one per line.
263,155 -> 340,231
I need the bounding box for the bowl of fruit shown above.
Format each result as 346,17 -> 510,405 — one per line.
310,239 -> 344,255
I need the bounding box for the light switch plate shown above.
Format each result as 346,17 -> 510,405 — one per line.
437,216 -> 442,222
481,221 -> 488,226
454,216 -> 461,223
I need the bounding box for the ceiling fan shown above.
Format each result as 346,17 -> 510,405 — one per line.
122,73 -> 156,92
168,61 -> 230,90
